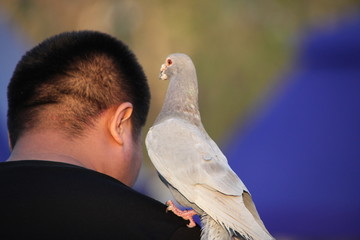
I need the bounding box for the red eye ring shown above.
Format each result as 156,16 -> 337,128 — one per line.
166,58 -> 173,66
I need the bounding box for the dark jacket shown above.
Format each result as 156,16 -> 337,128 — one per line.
0,160 -> 201,240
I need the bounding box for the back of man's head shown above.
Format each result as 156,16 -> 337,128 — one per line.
7,31 -> 150,148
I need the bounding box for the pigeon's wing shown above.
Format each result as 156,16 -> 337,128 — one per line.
146,118 -> 246,196
146,118 -> 272,240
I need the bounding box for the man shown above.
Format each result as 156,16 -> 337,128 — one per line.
0,31 -> 201,239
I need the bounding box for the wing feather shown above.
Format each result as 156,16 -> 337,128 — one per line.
146,118 -> 246,195
145,118 -> 273,240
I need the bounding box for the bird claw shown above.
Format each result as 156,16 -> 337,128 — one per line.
166,200 -> 197,228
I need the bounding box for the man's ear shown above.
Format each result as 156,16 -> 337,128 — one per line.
109,102 -> 133,145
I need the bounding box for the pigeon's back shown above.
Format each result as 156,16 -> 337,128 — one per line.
146,118 -> 273,240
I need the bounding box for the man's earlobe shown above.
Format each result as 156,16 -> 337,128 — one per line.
110,102 -> 133,145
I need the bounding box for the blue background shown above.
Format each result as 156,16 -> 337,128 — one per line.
1,10 -> 359,239
224,13 -> 360,238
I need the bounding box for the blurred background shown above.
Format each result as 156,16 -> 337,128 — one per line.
0,1 -> 359,239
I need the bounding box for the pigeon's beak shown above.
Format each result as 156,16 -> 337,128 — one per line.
159,63 -> 168,80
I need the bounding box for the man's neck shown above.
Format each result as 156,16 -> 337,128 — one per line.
7,130 -> 95,170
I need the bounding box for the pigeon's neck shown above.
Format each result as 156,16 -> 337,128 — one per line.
155,73 -> 202,126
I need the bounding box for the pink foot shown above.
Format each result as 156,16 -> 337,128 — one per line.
166,200 -> 197,228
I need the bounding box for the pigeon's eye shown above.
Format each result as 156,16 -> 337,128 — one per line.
166,58 -> 173,66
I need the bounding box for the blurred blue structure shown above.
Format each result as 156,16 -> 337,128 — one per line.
224,13 -> 360,238
0,12 -> 29,161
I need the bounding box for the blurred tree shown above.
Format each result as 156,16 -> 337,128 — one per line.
0,0 -> 358,150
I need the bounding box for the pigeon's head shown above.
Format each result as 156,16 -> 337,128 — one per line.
159,53 -> 194,81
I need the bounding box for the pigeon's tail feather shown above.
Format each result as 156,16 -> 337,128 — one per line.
200,215 -> 254,240
242,192 -> 272,238
201,214 -> 232,240
222,195 -> 274,240
193,186 -> 274,240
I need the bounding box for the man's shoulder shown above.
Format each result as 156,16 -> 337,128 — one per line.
0,160 -> 161,206
0,160 -> 201,239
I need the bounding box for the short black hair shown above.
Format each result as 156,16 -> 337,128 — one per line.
7,30 -> 150,147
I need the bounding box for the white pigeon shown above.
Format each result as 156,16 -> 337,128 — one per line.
145,53 -> 274,240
